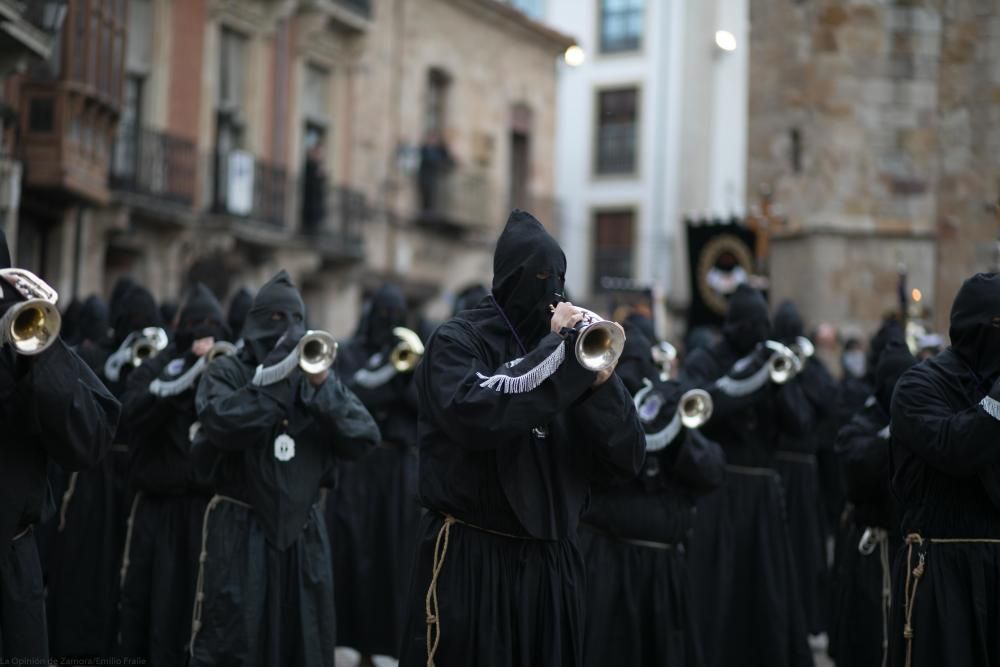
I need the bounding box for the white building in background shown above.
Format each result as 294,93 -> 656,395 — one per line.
543,0 -> 749,316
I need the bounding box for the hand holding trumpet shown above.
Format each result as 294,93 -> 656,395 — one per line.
548,301 -> 625,377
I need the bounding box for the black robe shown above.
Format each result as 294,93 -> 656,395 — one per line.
682,340 -> 814,667
581,326 -> 724,667
0,340 -> 120,662
888,348 -> 1000,667
190,350 -> 379,667
829,401 -> 896,667
114,346 -> 213,667
328,334 -> 420,658
397,314 -> 644,667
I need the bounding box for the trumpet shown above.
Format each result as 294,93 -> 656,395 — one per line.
130,327 -> 169,366
573,308 -> 626,373
0,268 -> 61,355
206,340 -> 238,362
765,340 -> 800,384
651,341 -> 678,381
678,388 -> 714,429
390,327 -> 425,373
298,330 -> 338,375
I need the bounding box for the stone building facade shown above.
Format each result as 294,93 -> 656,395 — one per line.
748,0 -> 1000,336
7,0 -> 572,337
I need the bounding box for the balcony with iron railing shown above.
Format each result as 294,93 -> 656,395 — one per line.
210,149 -> 288,229
110,127 -> 196,207
414,164 -> 495,233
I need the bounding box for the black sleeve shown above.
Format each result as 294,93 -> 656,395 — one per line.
295,373 -> 381,460
890,368 -> 1000,476
195,356 -> 293,452
121,352 -> 175,439
835,417 -> 888,506
775,379 -> 815,437
670,430 -> 727,496
571,374 -> 645,480
16,340 -> 121,470
419,324 -> 596,449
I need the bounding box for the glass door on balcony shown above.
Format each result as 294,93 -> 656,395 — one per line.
112,74 -> 143,184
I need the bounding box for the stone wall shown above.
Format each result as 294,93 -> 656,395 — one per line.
749,0 -> 1000,337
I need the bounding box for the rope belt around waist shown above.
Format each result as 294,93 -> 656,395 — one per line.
582,523 -> 685,553
424,513 -> 539,667
725,463 -> 779,477
189,494 -> 253,656
902,533 -> 1000,667
119,493 -> 144,590
11,525 -> 32,542
774,451 -> 817,465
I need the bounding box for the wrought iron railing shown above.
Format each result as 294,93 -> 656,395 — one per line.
110,127 -> 196,205
210,149 -> 287,228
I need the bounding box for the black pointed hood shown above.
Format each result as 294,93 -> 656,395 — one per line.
77,295 -> 110,345
491,210 -> 566,347
949,273 -> 1000,380
364,283 -> 407,351
772,300 -> 804,344
110,282 -> 161,345
175,283 -> 228,351
722,284 -> 770,355
227,288 -> 253,340
875,341 -> 916,414
243,270 -> 305,364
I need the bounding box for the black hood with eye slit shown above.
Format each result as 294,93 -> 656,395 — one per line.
363,283 -> 407,351
110,283 -> 161,345
949,273 -> 1000,380
175,283 -> 228,351
243,270 -> 305,364
772,300 -> 804,344
491,210 -> 567,347
722,284 -> 770,355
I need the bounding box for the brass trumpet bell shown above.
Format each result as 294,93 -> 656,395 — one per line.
131,327 -> 169,366
298,330 -> 338,375
390,327 -> 425,373
1,298 -> 61,355
765,340 -> 799,384
678,388 -> 713,429
575,314 -> 626,373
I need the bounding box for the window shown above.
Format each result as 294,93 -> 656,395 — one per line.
592,210 -> 635,292
790,127 -> 802,174
113,75 -> 144,177
424,68 -> 450,136
502,0 -> 544,19
595,87 -> 638,175
219,28 -> 248,111
599,0 -> 643,53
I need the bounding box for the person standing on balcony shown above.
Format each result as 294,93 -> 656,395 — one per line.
0,229 -> 121,663
302,141 -> 327,233
189,271 -> 380,667
397,210 -> 645,667
418,129 -> 454,214
328,283 -> 421,665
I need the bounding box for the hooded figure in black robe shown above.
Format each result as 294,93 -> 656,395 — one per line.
770,300 -> 837,638
0,230 -> 121,662
888,273 -> 1000,667
116,283 -> 230,666
47,281 -> 163,660
190,270 -> 380,667
830,341 -> 914,667
581,316 -> 724,667
681,285 -> 814,667
227,287 -> 253,342
328,283 -> 421,660
397,210 -> 645,667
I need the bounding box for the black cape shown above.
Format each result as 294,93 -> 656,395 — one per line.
398,212 -> 645,667
190,271 -> 380,667
328,283 -> 421,658
581,323 -> 724,667
888,275 -> 1000,667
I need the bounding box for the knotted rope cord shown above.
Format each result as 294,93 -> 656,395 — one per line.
902,533 -> 925,667
188,494 -> 252,656
119,492 -> 143,589
423,514 -> 534,667
57,471 -> 79,532
879,533 -> 891,667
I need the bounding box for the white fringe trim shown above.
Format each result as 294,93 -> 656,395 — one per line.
877,424 -> 891,440
476,342 -> 566,394
633,378 -> 665,424
645,410 -> 682,452
353,363 -> 397,389
980,396 -> 1000,422
149,357 -> 207,397
104,333 -> 138,383
252,348 -> 300,386
714,360 -> 770,397
865,395 -> 877,408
